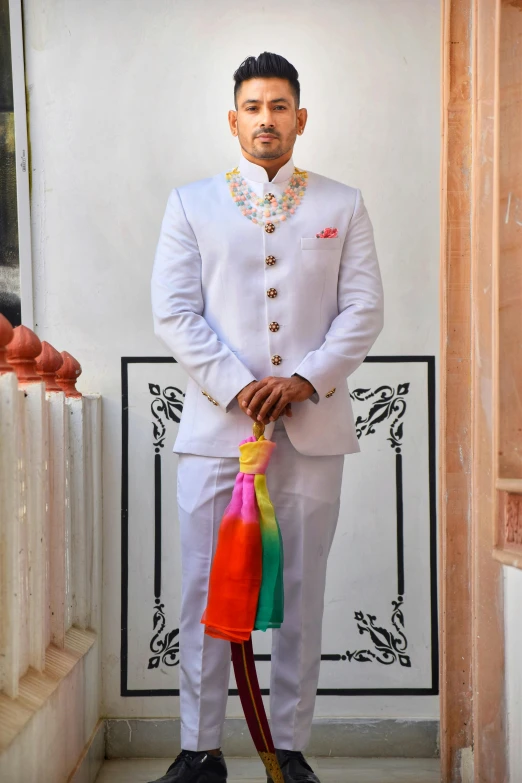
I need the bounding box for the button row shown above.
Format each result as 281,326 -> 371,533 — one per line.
266,251 -> 280,363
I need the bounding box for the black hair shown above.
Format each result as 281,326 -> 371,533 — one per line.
233,52 -> 300,108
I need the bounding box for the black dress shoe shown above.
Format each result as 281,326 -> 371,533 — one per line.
267,749 -> 320,783
148,750 -> 228,782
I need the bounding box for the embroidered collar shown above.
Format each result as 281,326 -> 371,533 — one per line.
238,153 -> 295,184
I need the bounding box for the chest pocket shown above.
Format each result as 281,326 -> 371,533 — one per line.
301,237 -> 341,251
300,237 -> 342,276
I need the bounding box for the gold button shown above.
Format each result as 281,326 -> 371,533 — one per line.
325,388 -> 336,398
265,192 -> 275,201
271,355 -> 282,366
267,288 -> 278,298
269,322 -> 280,332
264,222 -> 275,234
265,255 -> 276,266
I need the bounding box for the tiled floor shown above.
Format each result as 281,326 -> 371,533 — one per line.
96,757 -> 440,782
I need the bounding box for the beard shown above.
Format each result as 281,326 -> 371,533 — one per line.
239,131 -> 295,161
253,144 -> 284,159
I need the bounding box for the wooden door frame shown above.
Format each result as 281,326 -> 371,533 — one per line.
440,0 -> 507,780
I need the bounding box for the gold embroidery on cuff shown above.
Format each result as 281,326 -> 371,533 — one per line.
201,390 -> 219,406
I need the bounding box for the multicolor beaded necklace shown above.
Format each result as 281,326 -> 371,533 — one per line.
226,166 -> 308,233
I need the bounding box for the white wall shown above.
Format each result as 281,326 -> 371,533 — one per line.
23,0 -> 440,721
505,566 -> 522,781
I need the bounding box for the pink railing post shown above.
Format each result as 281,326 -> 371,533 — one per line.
35,341 -> 64,392
0,313 -> 15,374
56,351 -> 82,398
6,325 -> 42,384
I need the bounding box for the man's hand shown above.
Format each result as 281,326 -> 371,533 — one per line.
237,375 -> 316,424
237,381 -> 289,422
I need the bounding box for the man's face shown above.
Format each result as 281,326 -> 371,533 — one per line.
229,77 -> 307,161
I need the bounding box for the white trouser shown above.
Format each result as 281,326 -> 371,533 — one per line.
177,420 -> 344,752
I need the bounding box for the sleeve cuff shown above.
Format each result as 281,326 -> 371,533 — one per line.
223,372 -> 257,413
292,373 -> 320,405
292,354 -> 342,401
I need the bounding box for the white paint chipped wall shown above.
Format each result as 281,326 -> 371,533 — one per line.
23,0 -> 440,722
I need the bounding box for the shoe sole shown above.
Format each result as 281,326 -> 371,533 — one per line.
194,777 -> 227,783
151,775 -> 226,782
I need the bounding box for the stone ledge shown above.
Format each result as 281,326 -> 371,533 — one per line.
105,717 -> 440,759
0,627 -> 96,752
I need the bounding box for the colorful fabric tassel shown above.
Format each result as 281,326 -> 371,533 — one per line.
202,435 -> 284,643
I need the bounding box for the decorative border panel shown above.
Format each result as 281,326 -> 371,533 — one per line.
121,356 -> 438,697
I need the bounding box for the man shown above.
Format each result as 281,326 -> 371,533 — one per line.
150,52 -> 383,783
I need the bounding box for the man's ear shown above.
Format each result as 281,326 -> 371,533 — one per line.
228,109 -> 238,137
296,107 -> 308,135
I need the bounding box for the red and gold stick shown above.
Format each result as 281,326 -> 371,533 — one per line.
231,636 -> 283,783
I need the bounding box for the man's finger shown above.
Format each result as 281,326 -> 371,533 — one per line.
269,395 -> 290,422
240,380 -> 265,408
257,391 -> 282,423
246,385 -> 273,417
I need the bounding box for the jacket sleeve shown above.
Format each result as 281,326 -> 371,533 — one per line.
292,189 -> 384,399
151,188 -> 257,411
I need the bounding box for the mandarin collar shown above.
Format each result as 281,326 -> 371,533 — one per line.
238,153 -> 295,184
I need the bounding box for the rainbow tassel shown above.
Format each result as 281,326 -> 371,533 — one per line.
202,435 -> 284,643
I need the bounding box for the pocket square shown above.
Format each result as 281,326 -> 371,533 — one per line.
315,227 -> 338,238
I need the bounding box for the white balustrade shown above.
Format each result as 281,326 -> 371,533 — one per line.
0,315 -> 102,704
0,370 -> 21,698
47,387 -> 69,647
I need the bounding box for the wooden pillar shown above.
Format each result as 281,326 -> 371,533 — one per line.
440,0 -> 474,778
441,0 -> 508,780
470,2 -> 507,781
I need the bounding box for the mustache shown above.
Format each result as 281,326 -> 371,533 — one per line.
254,130 -> 280,139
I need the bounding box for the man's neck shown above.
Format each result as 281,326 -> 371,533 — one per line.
241,150 -> 293,182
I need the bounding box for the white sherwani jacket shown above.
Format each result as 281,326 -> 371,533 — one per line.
151,155 -> 384,458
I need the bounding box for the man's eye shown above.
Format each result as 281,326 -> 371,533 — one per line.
274,106 -> 286,110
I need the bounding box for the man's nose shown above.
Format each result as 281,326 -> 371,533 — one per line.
260,111 -> 275,127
